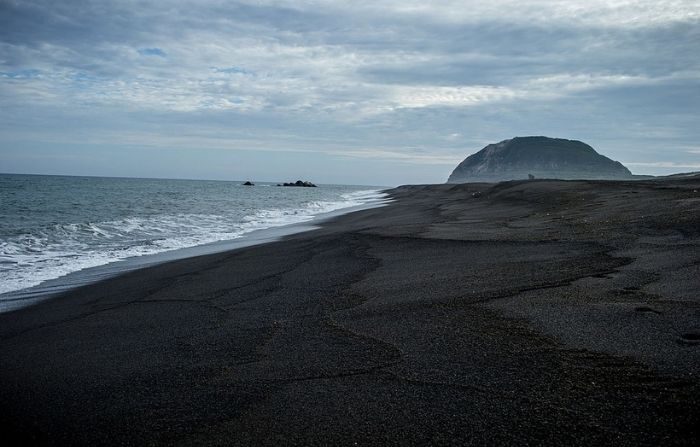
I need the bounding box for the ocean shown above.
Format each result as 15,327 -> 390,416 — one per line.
0,174 -> 387,311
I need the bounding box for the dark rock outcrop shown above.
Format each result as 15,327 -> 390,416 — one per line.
280,180 -> 317,187
447,136 -> 633,183
242,181 -> 254,186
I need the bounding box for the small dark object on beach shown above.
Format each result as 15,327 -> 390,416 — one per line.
635,306 -> 662,315
678,332 -> 700,345
243,181 -> 254,186
282,180 -> 317,187
472,191 -> 482,198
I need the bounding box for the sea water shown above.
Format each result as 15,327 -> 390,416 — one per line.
0,174 -> 387,310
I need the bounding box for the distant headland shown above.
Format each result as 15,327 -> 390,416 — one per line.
447,136 -> 634,183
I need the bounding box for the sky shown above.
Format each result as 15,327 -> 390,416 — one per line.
1,0 -> 699,186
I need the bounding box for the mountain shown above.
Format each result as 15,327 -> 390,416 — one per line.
447,136 -> 633,183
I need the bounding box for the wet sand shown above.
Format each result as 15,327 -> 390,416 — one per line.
1,177 -> 699,445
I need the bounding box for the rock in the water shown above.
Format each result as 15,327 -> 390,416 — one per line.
281,180 -> 317,187
447,136 -> 633,183
242,181 -> 254,186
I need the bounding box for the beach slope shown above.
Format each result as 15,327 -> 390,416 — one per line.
1,177 -> 699,445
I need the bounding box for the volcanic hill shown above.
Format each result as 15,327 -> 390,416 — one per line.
447,136 -> 633,183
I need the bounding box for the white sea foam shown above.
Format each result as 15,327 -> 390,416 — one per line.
0,188 -> 388,297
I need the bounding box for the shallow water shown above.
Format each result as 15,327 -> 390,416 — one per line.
0,174 -> 386,305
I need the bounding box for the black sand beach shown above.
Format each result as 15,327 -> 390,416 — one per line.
1,177 -> 699,445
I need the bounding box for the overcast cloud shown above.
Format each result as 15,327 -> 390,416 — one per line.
1,0 -> 699,184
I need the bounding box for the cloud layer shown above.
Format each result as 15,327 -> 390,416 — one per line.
1,0 -> 699,184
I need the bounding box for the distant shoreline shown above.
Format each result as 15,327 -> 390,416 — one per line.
0,189 -> 390,313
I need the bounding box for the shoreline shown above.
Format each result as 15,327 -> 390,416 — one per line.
0,192 -> 391,313
1,177 -> 699,445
